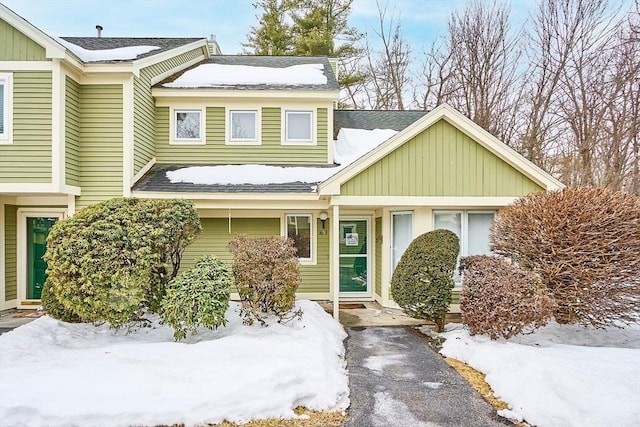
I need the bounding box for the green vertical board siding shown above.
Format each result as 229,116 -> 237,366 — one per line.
76,85 -> 123,209
4,204 -> 17,301
134,48 -> 204,175
65,76 -> 80,186
155,106 -> 329,164
341,119 -> 544,197
181,217 -> 329,294
0,19 -> 47,61
0,71 -> 52,182
375,216 -> 382,297
451,289 -> 461,305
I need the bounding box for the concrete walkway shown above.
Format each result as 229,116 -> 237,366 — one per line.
343,326 -> 510,427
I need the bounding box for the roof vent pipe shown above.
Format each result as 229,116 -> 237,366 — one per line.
96,25 -> 103,38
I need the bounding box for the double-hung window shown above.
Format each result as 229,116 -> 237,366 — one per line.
285,111 -> 313,143
173,109 -> 203,143
433,210 -> 496,281
0,74 -> 12,143
285,214 -> 313,262
229,110 -> 258,142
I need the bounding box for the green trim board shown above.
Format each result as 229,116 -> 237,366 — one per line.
65,76 -> 80,186
4,204 -> 17,302
0,18 -> 47,61
76,84 -> 124,210
340,119 -> 544,197
155,106 -> 329,165
182,217 -> 330,294
0,71 -> 52,183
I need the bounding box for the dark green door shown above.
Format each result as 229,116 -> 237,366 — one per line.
27,217 -> 57,300
339,219 -> 370,294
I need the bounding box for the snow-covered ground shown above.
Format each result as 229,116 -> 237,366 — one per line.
440,321 -> 640,427
0,300 -> 349,427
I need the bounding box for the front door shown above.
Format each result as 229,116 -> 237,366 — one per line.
339,218 -> 370,296
26,217 -> 58,300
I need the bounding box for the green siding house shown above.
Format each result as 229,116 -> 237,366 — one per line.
0,4 -> 563,314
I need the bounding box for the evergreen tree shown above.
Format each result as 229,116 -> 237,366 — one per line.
243,0 -> 294,55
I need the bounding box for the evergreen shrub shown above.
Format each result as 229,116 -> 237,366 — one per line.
491,187 -> 640,327
161,255 -> 232,341
460,255 -> 556,339
390,229 -> 459,332
42,197 -> 201,327
228,234 -> 302,326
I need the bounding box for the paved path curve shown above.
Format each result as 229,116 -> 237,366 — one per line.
343,326 -> 510,427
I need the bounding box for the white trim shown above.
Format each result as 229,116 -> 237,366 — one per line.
327,107 -> 335,164
390,210 -> 414,280
16,208 -> 66,308
331,205 -> 340,319
0,183 -> 54,193
227,109 -> 260,144
332,196 -> 519,207
15,195 -> 71,206
0,201 -> 5,310
67,194 -> 76,216
133,191 -> 323,203
320,104 -> 565,194
123,75 -> 135,195
0,61 -> 54,70
283,110 -> 314,145
153,88 -> 340,100
61,185 -> 81,196
338,216 -> 372,298
283,213 -> 315,265
170,108 -> 205,145
132,157 -> 157,185
51,60 -> 64,190
0,73 -> 13,143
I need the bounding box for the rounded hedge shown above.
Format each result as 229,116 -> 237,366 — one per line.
390,229 -> 459,332
42,197 -> 201,327
161,255 -> 232,341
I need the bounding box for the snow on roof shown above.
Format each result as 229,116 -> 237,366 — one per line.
162,63 -> 328,88
165,128 -> 398,187
57,38 -> 160,62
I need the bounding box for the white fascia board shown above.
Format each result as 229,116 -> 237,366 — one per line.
152,88 -> 340,101
0,4 -> 66,59
331,196 -> 520,207
319,104 -> 564,195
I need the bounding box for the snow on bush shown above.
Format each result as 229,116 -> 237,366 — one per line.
460,255 -> 556,339
0,301 -> 349,427
491,187 -> 640,327
229,235 -> 302,326
390,229 -> 459,332
160,255 -> 232,341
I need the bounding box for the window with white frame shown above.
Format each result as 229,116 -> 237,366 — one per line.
391,211 -> 413,272
433,210 -> 496,281
285,111 -> 312,142
174,109 -> 202,141
230,110 -> 257,141
286,214 -> 313,261
0,74 -> 11,142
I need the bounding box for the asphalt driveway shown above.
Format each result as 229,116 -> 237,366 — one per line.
343,326 -> 510,427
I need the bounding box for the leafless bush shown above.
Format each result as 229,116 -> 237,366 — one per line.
460,256 -> 556,339
491,187 -> 640,327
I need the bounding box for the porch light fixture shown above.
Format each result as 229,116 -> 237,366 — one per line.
319,212 -> 328,229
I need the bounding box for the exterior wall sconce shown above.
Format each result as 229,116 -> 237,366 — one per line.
319,212 -> 328,235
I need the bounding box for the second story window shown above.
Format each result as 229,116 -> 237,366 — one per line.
174,109 -> 203,142
0,74 -> 11,143
230,110 -> 257,142
285,111 -> 312,143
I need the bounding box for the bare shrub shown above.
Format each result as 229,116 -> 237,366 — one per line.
460,256 -> 556,339
491,187 -> 640,327
228,235 -> 302,326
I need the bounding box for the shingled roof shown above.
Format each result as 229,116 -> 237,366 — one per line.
333,109 -> 428,138
133,164 -> 337,194
60,37 -> 205,62
157,55 -> 339,91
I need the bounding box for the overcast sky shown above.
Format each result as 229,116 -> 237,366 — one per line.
2,0 -> 544,54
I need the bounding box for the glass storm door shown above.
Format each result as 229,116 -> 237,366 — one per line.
26,217 -> 57,300
339,218 -> 370,295
391,212 -> 413,274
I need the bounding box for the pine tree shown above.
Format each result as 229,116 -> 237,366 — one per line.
243,0 -> 294,55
